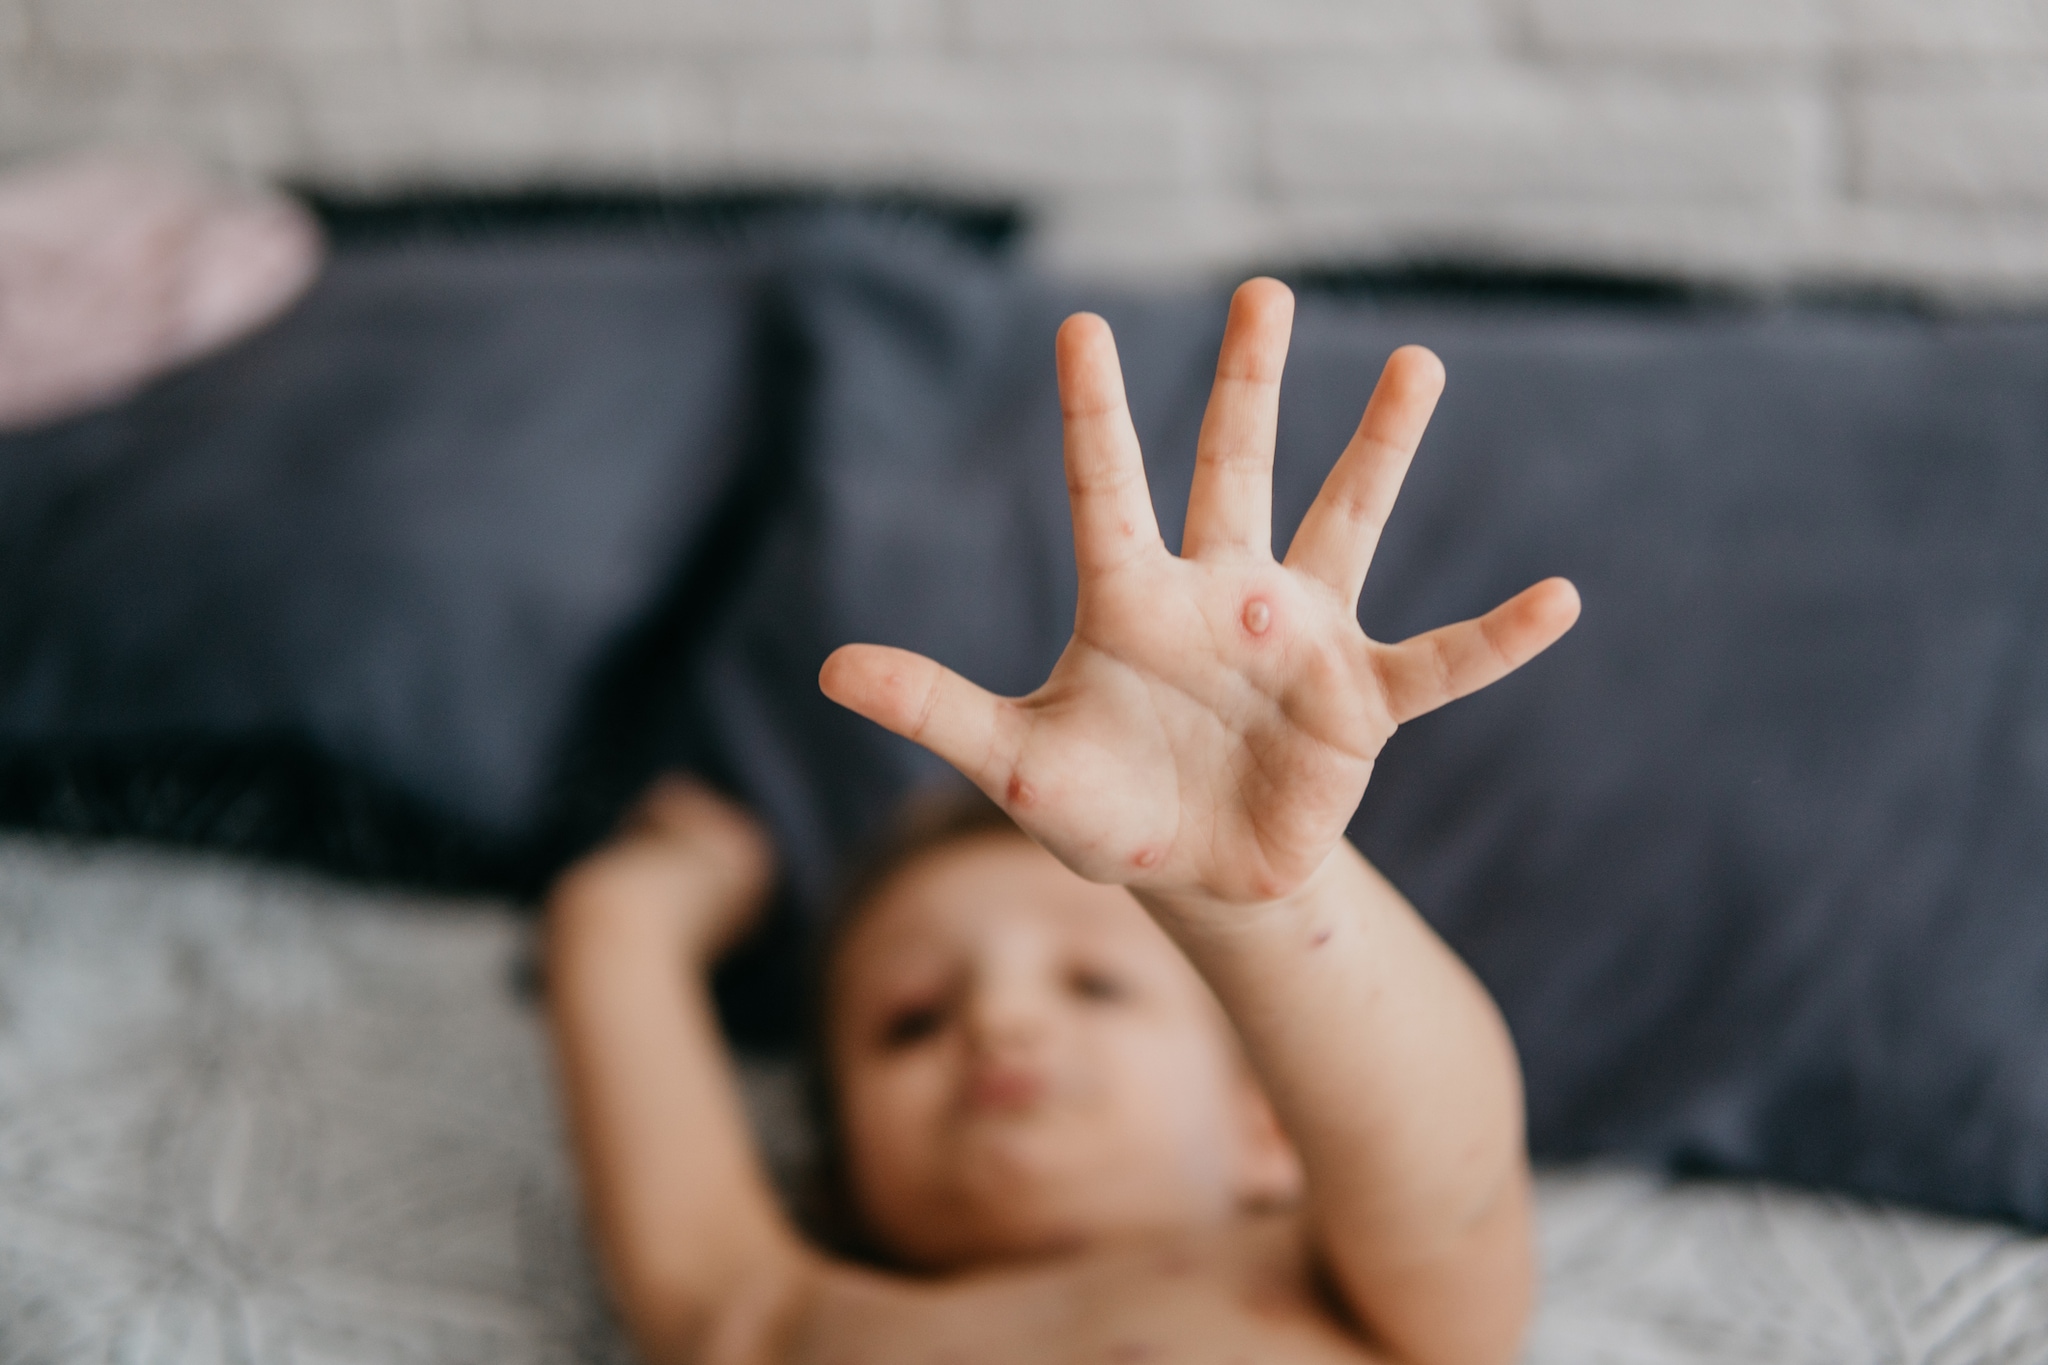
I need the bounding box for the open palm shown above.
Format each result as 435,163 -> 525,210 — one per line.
821,279 -> 1580,906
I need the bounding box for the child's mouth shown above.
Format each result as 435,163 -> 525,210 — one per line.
963,1063 -> 1050,1114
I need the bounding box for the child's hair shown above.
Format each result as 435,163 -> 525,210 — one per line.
796,782 -> 1025,1262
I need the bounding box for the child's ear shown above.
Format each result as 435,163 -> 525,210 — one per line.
1231,1071 -> 1304,1211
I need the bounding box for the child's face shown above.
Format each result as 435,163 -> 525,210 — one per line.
827,831 -> 1299,1270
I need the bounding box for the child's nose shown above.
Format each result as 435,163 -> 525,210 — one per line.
963,974 -> 1054,1051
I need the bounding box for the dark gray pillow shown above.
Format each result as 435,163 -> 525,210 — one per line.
3,211 -> 2045,1229
0,229 -> 782,886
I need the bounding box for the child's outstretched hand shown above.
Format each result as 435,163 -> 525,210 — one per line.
821,279 -> 1578,908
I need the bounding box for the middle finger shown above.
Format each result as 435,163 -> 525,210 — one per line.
1181,278 -> 1293,561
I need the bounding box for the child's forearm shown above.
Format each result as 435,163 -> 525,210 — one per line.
546,875 -> 806,1364
1135,842 -> 1533,1365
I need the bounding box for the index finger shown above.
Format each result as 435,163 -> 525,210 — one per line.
1058,313 -> 1162,577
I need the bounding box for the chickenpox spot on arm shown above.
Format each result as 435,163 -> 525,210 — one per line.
1310,927 -> 1332,950
1007,775 -> 1035,808
1242,598 -> 1272,635
1131,846 -> 1161,870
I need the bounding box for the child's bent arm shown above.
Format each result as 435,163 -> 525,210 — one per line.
546,788 -> 813,1364
1138,845 -> 1532,1365
821,280 -> 1578,1365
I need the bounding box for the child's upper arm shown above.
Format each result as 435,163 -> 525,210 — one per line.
543,786 -> 815,1364
1314,1167 -> 1535,1365
629,1236 -> 824,1365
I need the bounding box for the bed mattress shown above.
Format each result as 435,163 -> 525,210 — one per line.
2,837 -> 2042,1363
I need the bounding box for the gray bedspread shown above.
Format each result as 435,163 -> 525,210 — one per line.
3,837 -> 2043,1364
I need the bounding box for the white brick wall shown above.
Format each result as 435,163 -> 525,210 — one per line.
7,0 -> 2048,297
1526,0 -> 1829,59
1264,65 -> 1826,200
1858,82 -> 2048,207
1840,0 -> 2048,56
293,62 -> 728,183
1,0 -> 30,54
472,0 -> 877,55
958,0 -> 1498,56
729,58 -> 1228,190
33,0 -> 462,61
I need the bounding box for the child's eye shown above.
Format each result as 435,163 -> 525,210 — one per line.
881,1004 -> 945,1048
1068,967 -> 1128,1003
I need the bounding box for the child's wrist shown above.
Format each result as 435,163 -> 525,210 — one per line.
1132,846 -> 1346,939
547,846 -> 765,968
546,777 -> 775,967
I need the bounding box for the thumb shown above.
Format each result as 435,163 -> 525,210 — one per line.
820,644 -> 1010,792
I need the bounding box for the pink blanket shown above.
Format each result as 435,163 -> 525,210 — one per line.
0,150 -> 323,431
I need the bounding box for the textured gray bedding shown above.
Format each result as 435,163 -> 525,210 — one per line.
3,836 -> 2043,1364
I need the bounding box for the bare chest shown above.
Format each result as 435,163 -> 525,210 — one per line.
779,1225 -> 1380,1365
